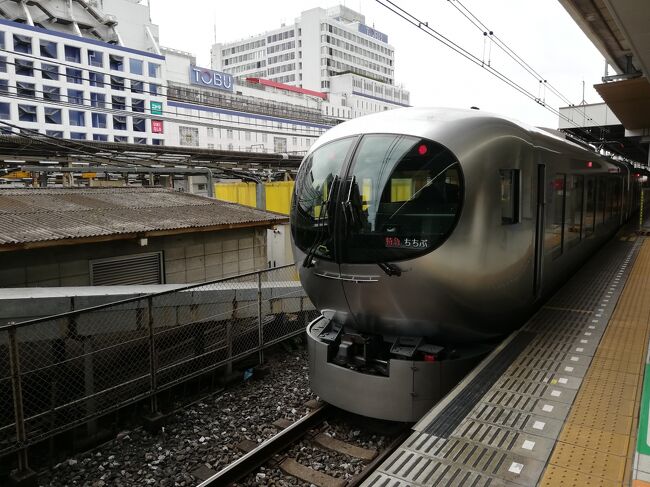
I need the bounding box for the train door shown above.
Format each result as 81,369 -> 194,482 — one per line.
533,164 -> 546,299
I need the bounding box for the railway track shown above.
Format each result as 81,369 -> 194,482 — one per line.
197,401 -> 409,487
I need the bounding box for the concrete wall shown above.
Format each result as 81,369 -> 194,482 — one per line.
0,227 -> 268,287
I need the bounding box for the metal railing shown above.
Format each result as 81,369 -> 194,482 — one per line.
0,264 -> 316,470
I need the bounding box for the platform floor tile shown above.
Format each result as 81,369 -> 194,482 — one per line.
540,237 -> 650,486
363,236 -> 642,487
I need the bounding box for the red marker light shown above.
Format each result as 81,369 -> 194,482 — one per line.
586,161 -> 593,168
418,144 -> 428,155
636,173 -> 640,177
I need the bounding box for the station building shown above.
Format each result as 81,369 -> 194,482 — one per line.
0,14 -> 166,144
211,5 -> 410,117
0,1 -> 410,159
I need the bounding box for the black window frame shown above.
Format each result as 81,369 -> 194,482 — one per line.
499,169 -> 520,225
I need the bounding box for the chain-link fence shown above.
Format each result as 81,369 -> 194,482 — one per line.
0,264 -> 317,466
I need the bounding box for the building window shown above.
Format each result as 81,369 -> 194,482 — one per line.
46,130 -> 63,138
149,83 -> 159,95
13,34 -> 32,54
131,80 -> 144,94
89,71 -> 104,87
41,63 -> 59,80
0,56 -> 6,73
93,134 -> 108,141
44,107 -> 62,124
0,80 -> 8,94
114,135 -> 128,143
64,45 -> 81,63
207,127 -> 214,137
0,103 -> 10,120
132,117 -> 146,132
113,115 -> 127,130
109,54 -> 124,71
0,33 -> 4,49
134,137 -> 147,144
226,129 -> 233,139
17,82 -> 35,98
18,104 -> 37,122
39,40 -> 57,59
110,76 -> 125,91
148,63 -> 160,78
70,132 -> 86,140
15,59 -> 33,76
112,96 -> 126,110
43,86 -> 60,101
129,58 -> 143,75
91,112 -> 107,128
151,139 -> 164,146
66,67 -> 83,84
131,99 -> 144,112
67,89 -> 84,105
69,110 -> 85,126
88,50 -> 103,67
90,92 -> 105,108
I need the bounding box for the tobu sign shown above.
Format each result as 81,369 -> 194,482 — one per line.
358,24 -> 388,43
190,65 -> 234,92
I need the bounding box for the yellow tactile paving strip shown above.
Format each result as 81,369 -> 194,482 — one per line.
539,237 -> 650,486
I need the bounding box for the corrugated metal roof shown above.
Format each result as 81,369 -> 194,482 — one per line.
0,188 -> 288,247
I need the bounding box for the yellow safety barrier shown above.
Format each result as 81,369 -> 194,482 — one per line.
214,181 -> 295,215
214,182 -> 257,208
265,181 -> 294,215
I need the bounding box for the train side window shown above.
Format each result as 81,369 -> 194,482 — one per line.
565,175 -> 583,247
584,177 -> 595,237
499,169 -> 519,224
545,173 -> 565,257
596,176 -> 607,226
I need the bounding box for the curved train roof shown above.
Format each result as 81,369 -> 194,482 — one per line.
311,107 -> 616,166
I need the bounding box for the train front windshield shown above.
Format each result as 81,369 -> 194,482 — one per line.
291,134 -> 463,264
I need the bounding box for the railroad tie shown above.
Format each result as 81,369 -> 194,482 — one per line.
272,418 -> 294,429
314,433 -> 378,461
280,458 -> 346,487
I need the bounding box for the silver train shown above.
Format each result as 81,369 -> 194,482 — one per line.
290,107 -> 640,421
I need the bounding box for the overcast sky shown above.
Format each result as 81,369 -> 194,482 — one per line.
148,0 -> 607,129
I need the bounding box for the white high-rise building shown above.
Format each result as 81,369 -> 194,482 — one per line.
211,5 -> 409,112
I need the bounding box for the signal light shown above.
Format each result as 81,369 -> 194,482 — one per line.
586,161 -> 593,168
424,354 -> 436,362
418,144 -> 428,155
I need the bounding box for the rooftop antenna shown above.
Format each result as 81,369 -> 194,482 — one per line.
580,79 -> 587,105
213,11 -> 217,43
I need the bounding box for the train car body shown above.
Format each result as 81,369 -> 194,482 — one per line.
290,107 -> 638,421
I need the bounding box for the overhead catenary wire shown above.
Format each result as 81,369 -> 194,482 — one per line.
373,0 -> 610,152
447,0 -> 595,122
0,119 -> 293,181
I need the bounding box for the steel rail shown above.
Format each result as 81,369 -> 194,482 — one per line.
197,404 -> 331,487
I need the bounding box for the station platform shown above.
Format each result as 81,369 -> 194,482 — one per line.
362,232 -> 650,487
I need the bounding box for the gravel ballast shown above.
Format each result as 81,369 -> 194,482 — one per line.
40,350 -> 316,487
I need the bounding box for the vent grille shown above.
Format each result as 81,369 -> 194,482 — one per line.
90,252 -> 163,285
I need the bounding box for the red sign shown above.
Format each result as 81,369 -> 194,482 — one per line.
151,120 -> 164,134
